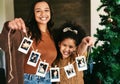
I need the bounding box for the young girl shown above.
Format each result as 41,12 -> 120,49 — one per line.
53,21 -> 92,84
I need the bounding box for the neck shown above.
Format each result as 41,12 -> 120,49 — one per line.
38,24 -> 48,32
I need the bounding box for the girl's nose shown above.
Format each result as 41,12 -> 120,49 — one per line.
65,47 -> 70,51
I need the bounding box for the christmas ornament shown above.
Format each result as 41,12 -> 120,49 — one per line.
107,18 -> 113,22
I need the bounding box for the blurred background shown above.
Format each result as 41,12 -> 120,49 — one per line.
14,0 -> 90,35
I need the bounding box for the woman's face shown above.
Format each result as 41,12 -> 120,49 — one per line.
34,1 -> 51,25
59,38 -> 77,59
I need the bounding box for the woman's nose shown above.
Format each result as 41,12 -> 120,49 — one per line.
41,11 -> 45,16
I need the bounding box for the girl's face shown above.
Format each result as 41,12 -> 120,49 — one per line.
59,38 -> 77,59
34,1 -> 51,25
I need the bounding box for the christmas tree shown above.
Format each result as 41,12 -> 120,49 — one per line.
90,0 -> 120,84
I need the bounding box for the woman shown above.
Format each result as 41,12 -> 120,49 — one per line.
0,0 -> 57,84
23,0 -> 57,84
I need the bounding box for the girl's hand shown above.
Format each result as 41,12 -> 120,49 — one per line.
82,36 -> 94,47
77,36 -> 94,55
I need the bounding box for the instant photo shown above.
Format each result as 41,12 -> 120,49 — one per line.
64,64 -> 76,79
27,50 -> 41,67
18,37 -> 33,54
50,67 -> 60,82
75,56 -> 87,71
36,61 -> 49,77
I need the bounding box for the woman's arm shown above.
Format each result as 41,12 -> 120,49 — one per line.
0,19 -> 26,51
0,19 -> 26,84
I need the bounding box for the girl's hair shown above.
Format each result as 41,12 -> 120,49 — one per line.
53,21 -> 86,65
55,21 -> 86,47
26,0 -> 54,43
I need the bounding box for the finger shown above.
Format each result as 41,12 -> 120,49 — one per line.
14,18 -> 23,30
83,36 -> 92,46
88,37 -> 94,46
19,18 -> 26,33
8,20 -> 18,30
8,21 -> 14,29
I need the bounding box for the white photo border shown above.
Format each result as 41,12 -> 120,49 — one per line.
18,37 -> 33,54
75,56 -> 87,71
36,61 -> 49,77
64,64 -> 76,79
50,67 -> 60,82
27,50 -> 41,67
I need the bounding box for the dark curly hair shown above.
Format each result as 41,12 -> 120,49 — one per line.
54,21 -> 86,47
53,21 -> 86,65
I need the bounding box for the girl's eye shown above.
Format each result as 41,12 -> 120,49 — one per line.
69,46 -> 73,49
63,44 -> 67,47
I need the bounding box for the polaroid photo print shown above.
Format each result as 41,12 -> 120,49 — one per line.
64,64 -> 76,79
36,61 -> 49,77
27,50 -> 41,67
18,37 -> 33,54
75,56 -> 87,71
50,67 -> 60,82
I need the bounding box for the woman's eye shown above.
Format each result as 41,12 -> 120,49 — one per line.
36,10 -> 41,12
45,9 -> 50,12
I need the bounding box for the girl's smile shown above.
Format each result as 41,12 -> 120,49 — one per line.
59,38 -> 76,59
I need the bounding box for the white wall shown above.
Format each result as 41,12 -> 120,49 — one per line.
0,0 -> 14,33
91,0 -> 106,46
90,0 -> 102,37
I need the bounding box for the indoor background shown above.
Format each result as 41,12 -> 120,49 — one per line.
14,0 -> 90,35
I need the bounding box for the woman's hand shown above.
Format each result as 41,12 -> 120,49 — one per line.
8,18 -> 26,33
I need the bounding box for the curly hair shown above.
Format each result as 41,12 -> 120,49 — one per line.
53,21 -> 86,60
55,21 -> 86,47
